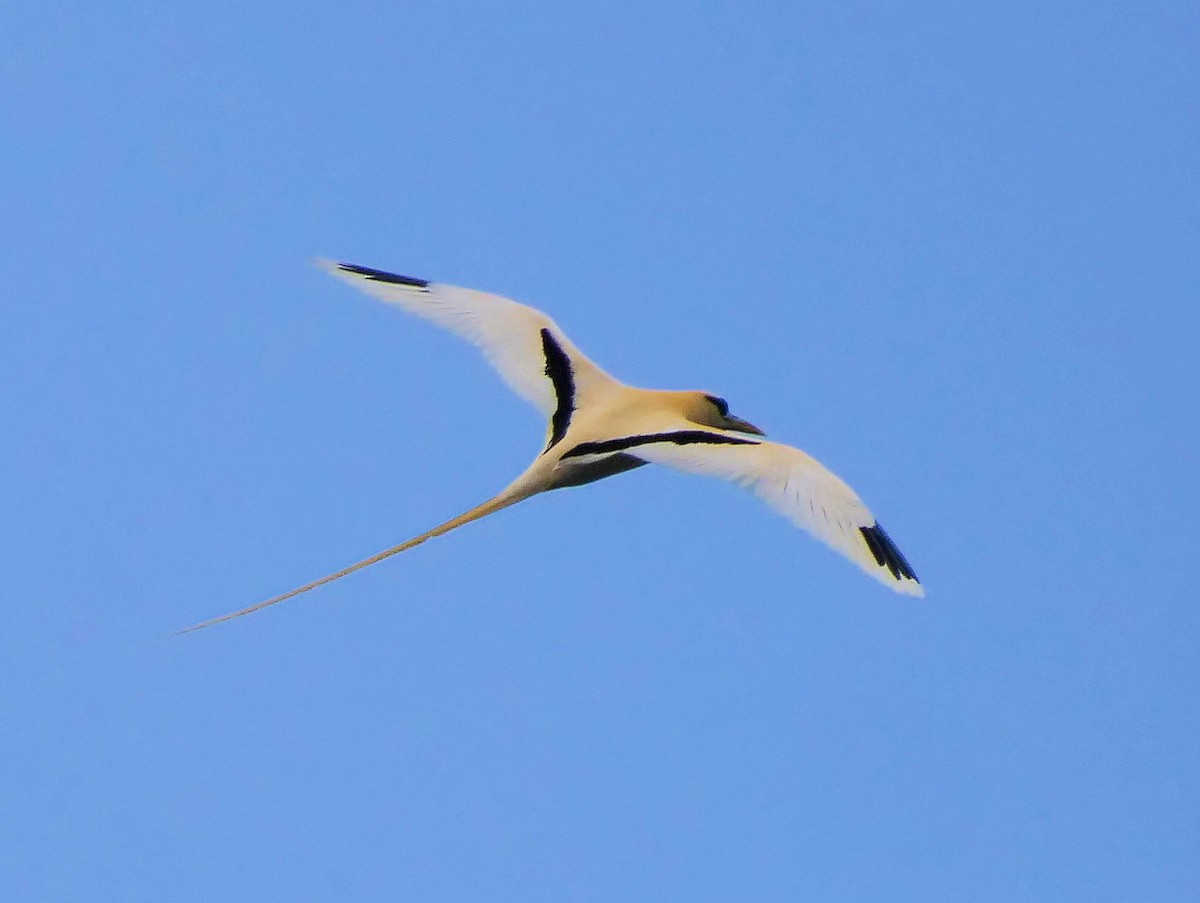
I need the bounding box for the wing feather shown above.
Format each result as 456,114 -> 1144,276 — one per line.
631,436 -> 924,596
317,260 -> 620,418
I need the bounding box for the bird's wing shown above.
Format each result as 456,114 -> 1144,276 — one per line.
624,432 -> 923,595
318,261 -> 621,441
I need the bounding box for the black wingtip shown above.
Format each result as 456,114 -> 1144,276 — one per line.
860,522 -> 919,583
336,262 -> 429,289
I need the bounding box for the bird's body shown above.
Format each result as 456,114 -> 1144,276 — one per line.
179,261 -> 921,633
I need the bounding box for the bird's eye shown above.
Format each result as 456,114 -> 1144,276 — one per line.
705,395 -> 730,416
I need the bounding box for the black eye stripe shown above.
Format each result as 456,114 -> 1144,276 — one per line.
705,395 -> 730,416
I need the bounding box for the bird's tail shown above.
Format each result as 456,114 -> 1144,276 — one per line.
175,484 -> 537,635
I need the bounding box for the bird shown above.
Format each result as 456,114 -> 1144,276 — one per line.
178,260 -> 921,633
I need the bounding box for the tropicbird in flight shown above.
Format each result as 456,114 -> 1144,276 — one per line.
179,261 -> 921,633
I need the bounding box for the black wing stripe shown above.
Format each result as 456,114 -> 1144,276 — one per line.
337,262 -> 430,289
563,430 -> 759,458
541,328 -> 575,449
859,523 -> 919,582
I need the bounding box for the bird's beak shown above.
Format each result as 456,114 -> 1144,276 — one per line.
725,415 -> 766,436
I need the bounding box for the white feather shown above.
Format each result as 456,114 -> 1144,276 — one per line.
316,259 -> 621,417
630,435 -> 924,596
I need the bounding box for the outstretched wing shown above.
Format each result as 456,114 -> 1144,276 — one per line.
626,433 -> 923,596
318,261 -> 621,442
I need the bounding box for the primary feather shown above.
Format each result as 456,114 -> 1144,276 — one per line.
628,435 -> 923,595
317,260 -> 621,419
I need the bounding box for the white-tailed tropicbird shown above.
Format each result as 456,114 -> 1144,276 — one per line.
179,261 -> 921,633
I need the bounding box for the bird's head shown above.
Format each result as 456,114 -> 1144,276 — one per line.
685,392 -> 766,435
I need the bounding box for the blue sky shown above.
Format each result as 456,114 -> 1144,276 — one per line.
2,2 -> 1197,899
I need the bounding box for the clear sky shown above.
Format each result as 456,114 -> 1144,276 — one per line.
3,2 -> 1197,900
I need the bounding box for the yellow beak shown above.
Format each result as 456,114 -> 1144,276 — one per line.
725,415 -> 765,436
